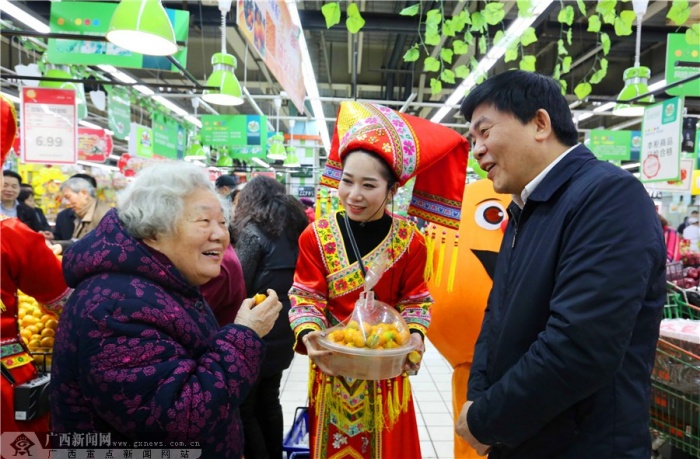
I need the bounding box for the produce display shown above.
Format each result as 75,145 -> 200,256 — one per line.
17,291 -> 58,370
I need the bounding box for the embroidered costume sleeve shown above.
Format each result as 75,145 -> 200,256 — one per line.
289,221 -> 331,353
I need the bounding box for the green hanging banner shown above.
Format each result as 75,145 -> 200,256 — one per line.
589,129 -> 632,161
107,89 -> 130,140
47,2 -> 189,72
665,33 -> 700,97
200,115 -> 268,163
151,114 -> 181,160
129,123 -> 153,158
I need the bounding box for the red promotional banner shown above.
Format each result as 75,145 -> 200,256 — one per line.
78,127 -> 113,163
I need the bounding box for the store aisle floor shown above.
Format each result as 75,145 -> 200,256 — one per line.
279,338 -> 456,459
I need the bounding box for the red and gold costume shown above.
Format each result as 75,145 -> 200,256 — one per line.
290,101 -> 469,458
289,214 -> 430,458
0,94 -> 70,433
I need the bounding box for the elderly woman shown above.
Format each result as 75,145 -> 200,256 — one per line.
50,162 -> 282,458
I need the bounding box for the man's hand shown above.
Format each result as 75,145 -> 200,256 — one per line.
456,401 -> 491,456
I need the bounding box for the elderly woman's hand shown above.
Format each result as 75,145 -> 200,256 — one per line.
234,289 -> 282,337
302,331 -> 336,376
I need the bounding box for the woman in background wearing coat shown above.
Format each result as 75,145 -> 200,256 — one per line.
232,175 -> 309,459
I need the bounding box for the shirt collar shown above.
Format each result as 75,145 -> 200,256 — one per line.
512,143 -> 580,209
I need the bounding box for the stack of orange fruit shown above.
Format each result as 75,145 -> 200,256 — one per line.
17,291 -> 58,368
327,320 -> 411,350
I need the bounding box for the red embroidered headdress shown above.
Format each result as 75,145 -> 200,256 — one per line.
0,94 -> 18,165
321,101 -> 469,229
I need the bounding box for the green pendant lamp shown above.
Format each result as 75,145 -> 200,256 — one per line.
39,65 -> 88,120
201,0 -> 244,106
185,136 -> 206,161
202,53 -> 244,106
106,0 -> 178,57
267,133 -> 287,161
612,0 -> 653,117
283,147 -> 300,168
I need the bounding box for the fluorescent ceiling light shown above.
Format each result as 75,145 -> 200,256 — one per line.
77,160 -> 119,172
108,154 -> 121,161
134,85 -> 155,96
621,162 -> 640,170
153,95 -> 187,117
252,157 -> 270,168
287,0 -> 330,153
184,115 -> 202,128
1,91 -> 20,104
98,65 -> 137,84
0,0 -> 50,34
105,129 -> 115,136
79,120 -> 102,130
431,0 -> 554,123
648,79 -> 666,92
578,112 -> 594,121
593,102 -> 615,112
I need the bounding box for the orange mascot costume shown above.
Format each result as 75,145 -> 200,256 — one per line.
0,94 -> 70,436
426,179 -> 510,458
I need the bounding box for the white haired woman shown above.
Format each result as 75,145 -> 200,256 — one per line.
50,162 -> 282,458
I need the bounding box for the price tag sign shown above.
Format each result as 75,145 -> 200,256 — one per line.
640,96 -> 684,183
21,87 -> 77,164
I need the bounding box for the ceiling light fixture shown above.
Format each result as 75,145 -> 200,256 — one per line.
267,133 -> 287,161
106,0 -> 178,56
252,157 -> 271,168
202,0 -> 244,106
0,0 -> 50,33
430,0 -> 554,124
286,0 -> 331,153
612,0 -> 653,116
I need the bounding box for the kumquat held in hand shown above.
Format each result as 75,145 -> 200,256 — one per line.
326,320 -> 411,350
252,293 -> 267,306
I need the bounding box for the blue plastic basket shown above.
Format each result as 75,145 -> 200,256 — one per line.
283,406 -> 310,456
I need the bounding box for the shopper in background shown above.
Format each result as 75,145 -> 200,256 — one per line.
231,175 -> 309,459
290,101 -> 469,458
660,215 -> 681,262
53,173 -> 97,240
682,217 -> 700,252
18,185 -> 53,239
298,197 -> 316,223
1,170 -> 41,232
0,93 -> 70,435
51,161 -> 283,458
54,176 -> 111,251
455,70 -> 666,458
216,174 -> 239,198
677,209 -> 698,234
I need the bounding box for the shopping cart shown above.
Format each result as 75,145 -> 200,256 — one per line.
283,406 -> 309,458
651,284 -> 700,458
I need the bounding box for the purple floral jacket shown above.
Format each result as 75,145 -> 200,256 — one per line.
51,208 -> 265,458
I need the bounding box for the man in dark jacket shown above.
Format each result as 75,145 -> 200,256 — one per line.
455,71 -> 666,459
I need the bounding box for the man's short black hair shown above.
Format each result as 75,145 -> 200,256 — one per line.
460,70 -> 579,147
215,174 -> 239,189
3,170 -> 22,183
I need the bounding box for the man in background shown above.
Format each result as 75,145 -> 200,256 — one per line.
53,173 -> 97,240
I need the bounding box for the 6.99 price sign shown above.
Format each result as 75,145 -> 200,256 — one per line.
21,87 -> 77,164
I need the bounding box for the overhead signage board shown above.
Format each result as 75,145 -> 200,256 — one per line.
21,87 -> 77,164
200,115 -> 268,151
48,2 -> 189,72
665,33 -> 700,97
589,129 -> 632,161
236,0 -> 306,114
640,97 -> 684,183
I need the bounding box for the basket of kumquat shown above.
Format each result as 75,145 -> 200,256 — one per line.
318,292 -> 417,380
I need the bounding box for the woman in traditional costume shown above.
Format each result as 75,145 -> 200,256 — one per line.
289,101 -> 470,458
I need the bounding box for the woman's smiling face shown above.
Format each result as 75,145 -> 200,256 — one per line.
338,151 -> 395,223
145,188 -> 230,286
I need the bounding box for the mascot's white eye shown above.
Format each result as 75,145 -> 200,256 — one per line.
474,200 -> 506,230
